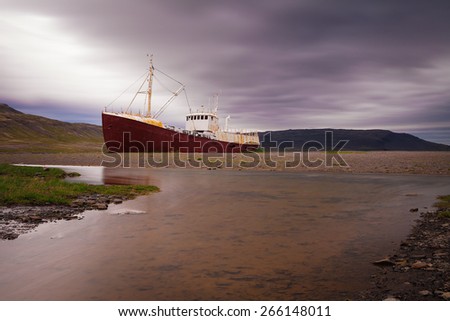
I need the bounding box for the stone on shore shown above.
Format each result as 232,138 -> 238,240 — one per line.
94,203 -> 108,210
372,258 -> 395,266
418,290 -> 431,296
411,261 -> 428,269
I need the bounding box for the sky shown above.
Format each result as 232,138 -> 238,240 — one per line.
1,0 -> 449,144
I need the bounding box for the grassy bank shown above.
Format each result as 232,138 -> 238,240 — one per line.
0,164 -> 159,206
435,195 -> 450,218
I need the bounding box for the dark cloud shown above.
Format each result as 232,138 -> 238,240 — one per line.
1,0 -> 450,144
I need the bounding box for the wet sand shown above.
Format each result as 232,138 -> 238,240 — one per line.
0,167 -> 449,300
0,151 -> 449,175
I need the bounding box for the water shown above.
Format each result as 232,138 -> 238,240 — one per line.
0,167 -> 449,300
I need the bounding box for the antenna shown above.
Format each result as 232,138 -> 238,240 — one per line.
147,54 -> 154,116
225,115 -> 230,131
213,93 -> 219,113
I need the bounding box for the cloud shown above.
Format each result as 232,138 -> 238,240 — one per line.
1,0 -> 449,144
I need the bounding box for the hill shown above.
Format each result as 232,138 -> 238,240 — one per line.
1,103 -> 448,152
0,103 -> 103,152
258,129 -> 450,151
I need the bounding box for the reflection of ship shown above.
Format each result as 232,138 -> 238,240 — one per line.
102,168 -> 159,186
102,56 -> 260,153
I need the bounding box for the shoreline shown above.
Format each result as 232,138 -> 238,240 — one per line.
0,151 -> 449,176
0,164 -> 158,240
360,205 -> 450,300
0,193 -> 131,240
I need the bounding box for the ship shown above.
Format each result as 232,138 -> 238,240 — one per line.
102,57 -> 260,153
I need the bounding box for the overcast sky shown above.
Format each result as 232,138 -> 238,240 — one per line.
1,0 -> 449,144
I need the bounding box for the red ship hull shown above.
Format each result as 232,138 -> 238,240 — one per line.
102,113 -> 258,153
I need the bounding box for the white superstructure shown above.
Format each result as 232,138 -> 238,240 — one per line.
185,110 -> 219,133
184,103 -> 259,145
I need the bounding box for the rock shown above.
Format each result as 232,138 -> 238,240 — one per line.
441,292 -> 450,300
113,199 -> 123,204
383,296 -> 400,301
409,208 -> 419,212
418,290 -> 431,296
71,199 -> 85,206
29,215 -> 43,222
373,258 -> 395,266
410,254 -> 427,259
98,197 -> 108,203
94,203 -> 108,210
412,261 -> 428,269
395,259 -> 408,267
5,232 -> 19,240
433,251 -> 448,257
400,241 -> 410,247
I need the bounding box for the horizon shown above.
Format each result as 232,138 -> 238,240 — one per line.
1,0 -> 450,145
2,101 -> 448,147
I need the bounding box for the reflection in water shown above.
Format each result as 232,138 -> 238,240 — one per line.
103,167 -> 159,186
0,168 -> 449,300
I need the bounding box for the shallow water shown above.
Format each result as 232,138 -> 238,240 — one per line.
0,167 -> 449,300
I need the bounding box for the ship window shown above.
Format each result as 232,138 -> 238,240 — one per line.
186,116 -> 189,121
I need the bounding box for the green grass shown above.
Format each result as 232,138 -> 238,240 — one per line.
434,195 -> 450,218
0,164 -> 159,206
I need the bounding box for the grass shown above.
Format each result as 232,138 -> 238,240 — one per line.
0,164 -> 159,206
434,195 -> 450,218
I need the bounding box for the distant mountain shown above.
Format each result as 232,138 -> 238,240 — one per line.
259,129 -> 450,151
1,103 -> 448,152
0,103 -> 103,152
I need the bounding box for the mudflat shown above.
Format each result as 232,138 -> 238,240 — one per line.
0,151 -> 449,175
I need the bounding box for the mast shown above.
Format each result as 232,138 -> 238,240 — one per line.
147,54 -> 154,116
